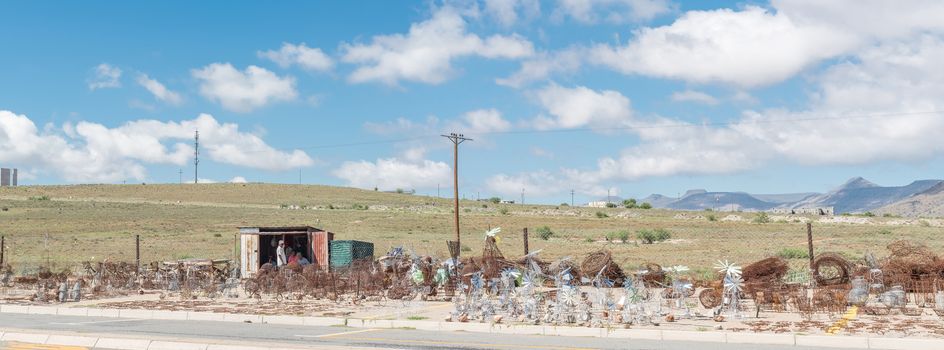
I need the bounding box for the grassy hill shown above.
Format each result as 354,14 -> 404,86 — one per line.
0,183 -> 940,273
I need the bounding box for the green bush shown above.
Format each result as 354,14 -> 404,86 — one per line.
753,212 -> 770,223
463,208 -> 471,213
489,197 -> 501,204
606,230 -> 631,243
707,214 -> 717,222
623,199 -> 637,208
560,202 -> 569,207
878,229 -> 892,235
778,247 -> 810,259
595,211 -> 609,218
639,202 -> 652,209
29,195 -> 50,201
499,208 -> 509,215
863,211 -> 875,217
584,237 -> 594,243
536,226 -> 554,240
351,203 -> 369,210
637,228 -> 670,244
460,245 -> 472,252
605,202 -> 617,208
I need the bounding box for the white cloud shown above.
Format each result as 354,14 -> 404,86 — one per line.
568,35 -> 944,184
496,48 -> 583,88
364,108 -> 512,137
484,0 -> 541,27
229,176 -> 248,183
191,63 -> 297,113
590,1 -> 944,87
452,109 -> 511,134
671,90 -> 718,105
555,0 -> 674,23
340,7 -> 534,85
333,148 -> 450,190
197,178 -> 218,184
88,63 -> 122,90
531,84 -> 634,129
258,43 -> 334,72
136,74 -> 183,105
0,111 -> 314,183
590,6 -> 854,87
486,170 -> 612,197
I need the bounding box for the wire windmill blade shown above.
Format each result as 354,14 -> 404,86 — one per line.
724,275 -> 744,294
714,260 -> 742,278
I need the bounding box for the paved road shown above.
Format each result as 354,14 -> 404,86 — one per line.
0,313 -> 837,350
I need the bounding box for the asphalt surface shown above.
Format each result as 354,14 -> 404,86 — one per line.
0,313 -> 839,350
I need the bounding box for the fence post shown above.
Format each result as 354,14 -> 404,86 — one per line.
522,228 -> 529,255
135,234 -> 140,272
806,223 -> 814,269
233,233 -> 239,263
1,235 -> 4,265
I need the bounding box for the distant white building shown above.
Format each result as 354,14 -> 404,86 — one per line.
769,207 -> 834,216
587,201 -> 609,208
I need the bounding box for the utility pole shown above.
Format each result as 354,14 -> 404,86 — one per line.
298,169 -> 302,185
521,188 -> 525,205
437,184 -> 440,198
571,189 -> 575,207
193,130 -> 199,184
178,169 -> 183,184
441,133 -> 472,258
607,188 -> 611,205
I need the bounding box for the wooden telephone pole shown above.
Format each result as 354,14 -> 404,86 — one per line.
442,133 -> 472,258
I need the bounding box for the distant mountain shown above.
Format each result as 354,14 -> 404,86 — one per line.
876,182 -> 944,217
666,192 -> 778,211
786,177 -> 942,214
752,193 -> 819,204
641,177 -> 943,214
641,194 -> 677,208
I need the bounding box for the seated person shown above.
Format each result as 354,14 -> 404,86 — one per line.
291,252 -> 310,265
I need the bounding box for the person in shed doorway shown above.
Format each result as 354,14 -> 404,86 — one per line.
276,240 -> 288,267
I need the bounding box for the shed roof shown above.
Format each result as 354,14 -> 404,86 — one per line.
238,226 -> 327,234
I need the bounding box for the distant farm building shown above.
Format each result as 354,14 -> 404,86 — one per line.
769,207 -> 834,216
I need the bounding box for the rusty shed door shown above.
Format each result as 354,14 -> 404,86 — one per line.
240,234 -> 259,278
311,231 -> 333,269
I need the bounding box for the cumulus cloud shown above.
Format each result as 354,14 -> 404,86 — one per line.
671,90 -> 718,105
590,1 -> 944,87
496,48 -> 583,88
363,108 -> 512,137
136,74 -> 183,105
192,63 -> 297,113
555,0 -> 674,23
0,111 -> 314,183
486,170 -> 613,197
484,0 -> 541,27
333,147 -> 450,190
88,63 -> 122,90
453,109 -> 512,134
229,176 -> 248,183
590,6 -> 853,87
531,84 -> 634,129
340,7 -> 534,85
258,43 -> 334,72
568,35 -> 944,185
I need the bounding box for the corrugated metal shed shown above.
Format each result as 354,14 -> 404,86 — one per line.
238,226 -> 334,278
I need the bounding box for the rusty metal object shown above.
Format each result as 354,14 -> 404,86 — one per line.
812,253 -> 851,286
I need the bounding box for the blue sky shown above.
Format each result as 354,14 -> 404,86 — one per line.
2,0 -> 944,204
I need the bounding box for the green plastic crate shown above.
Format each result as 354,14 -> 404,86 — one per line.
329,240 -> 374,268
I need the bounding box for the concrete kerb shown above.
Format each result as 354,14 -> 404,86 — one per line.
5,306 -> 944,349
45,334 -> 99,347
148,340 -> 209,350
95,337 -> 153,350
1,332 -> 49,344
